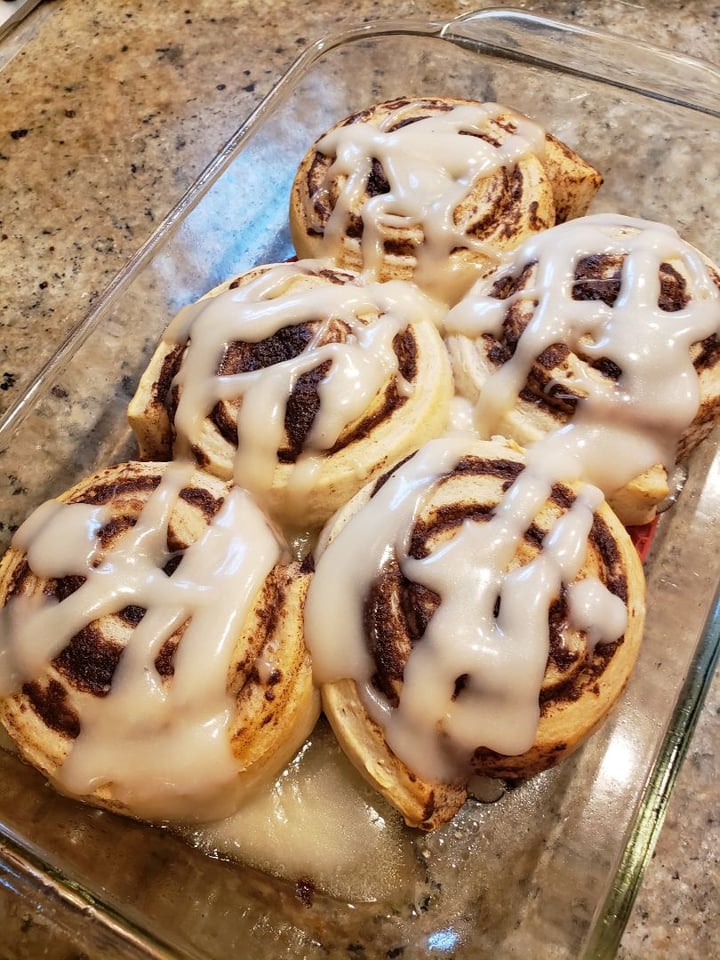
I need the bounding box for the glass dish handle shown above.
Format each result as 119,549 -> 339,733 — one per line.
444,8 -> 720,115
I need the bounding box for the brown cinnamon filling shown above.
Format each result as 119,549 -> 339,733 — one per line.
97,515 -> 136,549
407,456 -> 523,559
490,260 -> 536,301
363,466 -> 630,743
486,253 -> 700,424
155,636 -> 179,679
22,678 -> 80,740
693,331 -> 720,375
465,165 -> 530,242
152,342 -> 184,435
217,325 -> 315,375
53,626 -> 123,697
69,470 -> 161,507
177,484 -> 224,525
572,254 -> 690,312
366,157 -> 390,197
271,326 -> 415,459
279,361 -> 331,463
252,565 -> 290,640
364,557 -> 440,706
207,315 -> 355,457
118,605 -> 145,626
51,573 -> 86,602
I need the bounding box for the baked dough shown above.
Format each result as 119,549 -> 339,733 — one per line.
0,460 -> 319,821
446,214 -> 720,525
290,96 -> 602,303
307,437 -> 646,828
128,259 -> 454,529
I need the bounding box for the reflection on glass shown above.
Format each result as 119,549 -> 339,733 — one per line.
597,729 -> 638,792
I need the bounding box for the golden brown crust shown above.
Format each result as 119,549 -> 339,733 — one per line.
0,460 -> 320,821
470,502 -> 645,778
542,132 -> 604,223
446,233 -> 720,525
317,439 -> 645,827
289,97 -> 602,297
128,261 -> 455,529
322,680 -> 467,831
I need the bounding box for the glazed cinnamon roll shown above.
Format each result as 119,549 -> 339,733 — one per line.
289,97 -> 602,304
305,437 -> 646,829
128,260 -> 454,529
0,460 -> 320,822
445,214 -> 720,525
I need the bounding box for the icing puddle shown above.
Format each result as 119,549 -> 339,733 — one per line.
177,718 -> 422,903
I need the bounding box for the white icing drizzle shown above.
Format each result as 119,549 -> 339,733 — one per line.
446,213 -> 720,494
306,213 -> 720,785
166,261 -> 444,510
0,462 -> 284,819
447,395 -> 478,435
306,437 -> 622,782
310,101 -> 547,301
566,578 -> 628,655
2,101 -> 718,852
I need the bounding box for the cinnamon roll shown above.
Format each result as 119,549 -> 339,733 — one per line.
289,96 -> 602,304
305,436 -> 646,829
0,460 -> 320,822
128,259 -> 454,529
445,214 -> 720,525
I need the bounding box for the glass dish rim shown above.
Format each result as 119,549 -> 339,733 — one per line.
1,8 -> 720,958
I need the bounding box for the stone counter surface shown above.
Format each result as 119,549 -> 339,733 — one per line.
0,0 -> 717,957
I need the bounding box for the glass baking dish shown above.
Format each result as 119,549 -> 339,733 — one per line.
1,8 -> 719,959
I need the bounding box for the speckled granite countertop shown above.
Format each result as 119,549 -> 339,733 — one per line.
0,1 -> 717,957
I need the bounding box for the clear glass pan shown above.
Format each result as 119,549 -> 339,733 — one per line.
1,8 -> 719,959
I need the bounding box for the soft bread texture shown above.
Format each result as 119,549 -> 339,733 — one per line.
0,460 -> 320,821
542,132 -> 604,223
128,260 -> 455,529
313,439 -> 646,828
322,680 -> 467,831
446,221 -> 720,525
9,101 -> 700,848
289,96 -> 602,303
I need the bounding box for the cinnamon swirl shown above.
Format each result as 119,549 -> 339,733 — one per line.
289,96 -> 602,304
445,214 -> 720,525
305,436 -> 646,829
128,259 -> 454,529
0,460 -> 320,822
